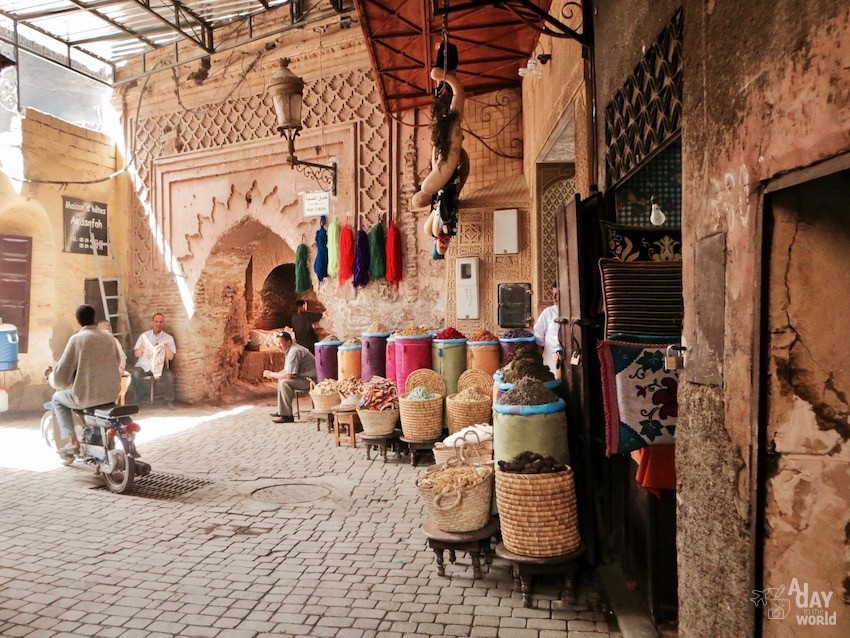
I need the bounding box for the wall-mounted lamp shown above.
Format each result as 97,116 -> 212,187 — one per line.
267,58 -> 337,195
519,54 -> 551,78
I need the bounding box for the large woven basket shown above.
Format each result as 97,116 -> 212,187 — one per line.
416,463 -> 494,532
310,383 -> 341,412
445,393 -> 492,434
405,368 -> 446,396
357,408 -> 400,436
495,467 -> 581,557
399,393 -> 443,441
433,429 -> 494,465
457,368 -> 493,396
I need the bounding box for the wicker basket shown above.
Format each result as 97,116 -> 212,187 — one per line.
310,384 -> 341,412
495,467 -> 581,558
416,463 -> 494,532
433,429 -> 494,465
405,368 -> 447,396
357,408 -> 400,436
399,393 -> 444,441
445,393 -> 492,434
457,368 -> 493,396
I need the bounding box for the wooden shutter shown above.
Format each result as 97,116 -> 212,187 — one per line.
0,234 -> 32,353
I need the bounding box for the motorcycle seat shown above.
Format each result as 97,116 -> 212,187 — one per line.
83,403 -> 140,418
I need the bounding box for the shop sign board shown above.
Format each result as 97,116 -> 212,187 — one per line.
63,196 -> 108,255
303,191 -> 330,217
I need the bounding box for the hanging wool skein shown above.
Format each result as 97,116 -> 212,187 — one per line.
327,217 -> 340,277
314,216 -> 328,282
385,217 -> 402,285
369,221 -> 386,280
353,226 -> 370,288
338,218 -> 355,284
295,241 -> 311,294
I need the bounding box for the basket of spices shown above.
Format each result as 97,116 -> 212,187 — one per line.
499,328 -> 536,364
445,386 -> 492,434
309,379 -> 341,412
466,329 -> 502,376
357,376 -> 400,435
416,461 -> 494,532
399,386 -> 444,441
337,376 -> 364,404
495,452 -> 580,557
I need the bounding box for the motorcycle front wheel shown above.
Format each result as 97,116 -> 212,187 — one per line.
41,412 -> 74,466
102,453 -> 135,493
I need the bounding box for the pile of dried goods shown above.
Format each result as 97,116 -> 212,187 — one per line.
416,464 -> 492,493
499,377 -> 559,405
358,376 -> 399,411
500,328 -> 534,339
452,387 -> 490,403
338,377 -> 364,397
366,321 -> 389,333
435,327 -> 466,340
469,329 -> 498,342
342,337 -> 362,347
407,386 -> 438,400
320,334 -> 341,342
312,379 -> 339,395
498,451 -> 567,474
396,324 -> 433,337
501,345 -> 555,383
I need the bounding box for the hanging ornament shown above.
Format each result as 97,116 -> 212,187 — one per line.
368,222 -> 386,279
338,219 -> 354,283
353,229 -> 370,288
314,216 -> 328,282
327,217 -> 340,277
295,242 -> 311,294
385,219 -> 403,285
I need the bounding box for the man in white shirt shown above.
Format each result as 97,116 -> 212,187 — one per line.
533,283 -> 563,376
263,331 -> 317,423
131,312 -> 176,408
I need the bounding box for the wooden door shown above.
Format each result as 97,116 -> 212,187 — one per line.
0,234 -> 32,353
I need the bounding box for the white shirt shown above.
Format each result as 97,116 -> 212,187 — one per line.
533,304 -> 561,374
112,336 -> 127,371
133,329 -> 176,373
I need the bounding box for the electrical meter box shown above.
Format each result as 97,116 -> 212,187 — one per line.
497,282 -> 531,328
456,257 -> 480,320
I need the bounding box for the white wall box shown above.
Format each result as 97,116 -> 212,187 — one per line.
455,256 -> 480,320
493,208 -> 519,254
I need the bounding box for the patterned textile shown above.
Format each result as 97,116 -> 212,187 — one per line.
614,142 -> 682,227
598,339 -> 678,456
599,259 -> 683,338
600,221 -> 682,262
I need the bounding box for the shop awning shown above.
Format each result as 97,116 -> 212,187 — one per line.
353,0 -> 556,113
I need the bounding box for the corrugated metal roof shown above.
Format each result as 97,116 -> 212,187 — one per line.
0,0 -> 321,83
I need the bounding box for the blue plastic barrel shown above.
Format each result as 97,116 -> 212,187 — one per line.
0,323 -> 19,371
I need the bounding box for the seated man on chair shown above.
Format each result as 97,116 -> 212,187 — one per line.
131,312 -> 176,408
263,331 -> 316,423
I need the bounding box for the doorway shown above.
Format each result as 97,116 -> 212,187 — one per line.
760,169 -> 850,636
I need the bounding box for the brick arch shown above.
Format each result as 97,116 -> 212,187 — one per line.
179,216 -> 295,402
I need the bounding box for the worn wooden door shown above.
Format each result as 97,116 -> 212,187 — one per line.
761,172 -> 850,637
0,234 -> 32,353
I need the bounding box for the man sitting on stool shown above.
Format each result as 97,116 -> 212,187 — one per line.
131,312 -> 176,408
263,331 -> 316,423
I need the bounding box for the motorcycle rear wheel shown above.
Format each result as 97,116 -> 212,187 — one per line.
102,453 -> 135,493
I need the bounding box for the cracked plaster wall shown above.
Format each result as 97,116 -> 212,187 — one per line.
594,1 -> 850,635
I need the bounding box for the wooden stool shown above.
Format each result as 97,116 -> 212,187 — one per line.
293,388 -> 311,420
334,411 -> 361,448
311,410 -> 334,433
421,518 -> 499,580
362,429 -> 402,462
495,542 -> 585,608
399,436 -> 440,467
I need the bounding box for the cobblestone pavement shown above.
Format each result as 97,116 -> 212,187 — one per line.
0,403 -> 620,638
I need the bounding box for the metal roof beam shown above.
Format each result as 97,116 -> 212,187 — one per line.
12,1 -> 129,21
65,0 -> 160,50
129,0 -> 214,52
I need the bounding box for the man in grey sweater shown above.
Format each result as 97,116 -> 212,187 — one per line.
49,305 -> 121,454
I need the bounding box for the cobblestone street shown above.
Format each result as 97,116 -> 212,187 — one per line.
0,403 -> 619,638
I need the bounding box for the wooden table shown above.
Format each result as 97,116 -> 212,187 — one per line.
399,436 -> 440,467
361,429 -> 403,462
495,542 -> 585,608
311,410 -> 335,433
421,518 -> 500,580
333,410 -> 361,448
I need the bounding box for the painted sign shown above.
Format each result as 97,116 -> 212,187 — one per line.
63,196 -> 108,255
303,191 -> 330,217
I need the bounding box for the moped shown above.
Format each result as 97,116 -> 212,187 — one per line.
41,402 -> 151,493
